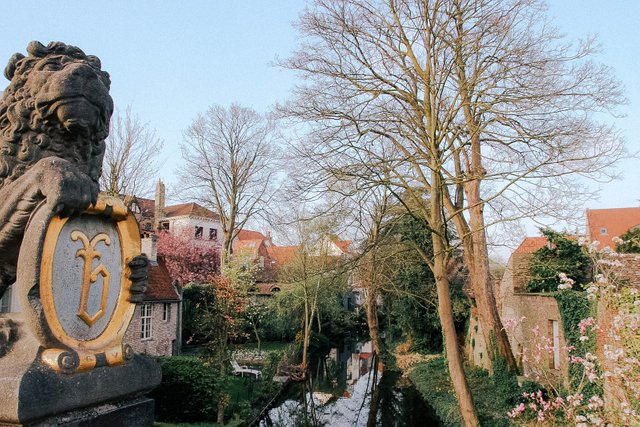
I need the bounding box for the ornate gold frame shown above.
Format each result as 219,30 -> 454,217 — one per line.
38,196 -> 140,372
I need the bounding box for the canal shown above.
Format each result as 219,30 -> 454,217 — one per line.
259,340 -> 442,426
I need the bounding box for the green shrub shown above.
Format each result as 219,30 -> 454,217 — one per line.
151,356 -> 220,422
527,229 -> 591,292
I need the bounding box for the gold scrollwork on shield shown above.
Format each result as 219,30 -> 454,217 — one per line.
36,195 -> 141,373
71,230 -> 111,327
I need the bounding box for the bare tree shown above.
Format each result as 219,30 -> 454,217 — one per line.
179,104 -> 279,263
280,0 -> 626,424
100,106 -> 164,197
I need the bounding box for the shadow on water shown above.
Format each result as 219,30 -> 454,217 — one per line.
259,340 -> 442,427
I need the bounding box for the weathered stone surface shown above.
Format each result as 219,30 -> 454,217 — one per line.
28,397 -> 155,427
0,314 -> 161,425
0,41 -> 159,425
0,41 -> 113,301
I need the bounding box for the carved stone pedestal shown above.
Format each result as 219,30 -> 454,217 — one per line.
0,196 -> 160,426
0,315 -> 160,427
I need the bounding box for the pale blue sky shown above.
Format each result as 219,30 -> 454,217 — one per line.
1,1 -> 638,215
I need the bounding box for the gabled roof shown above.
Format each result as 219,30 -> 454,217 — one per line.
164,203 -> 220,221
514,236 -> 549,254
266,245 -> 300,267
334,239 -> 352,254
587,207 -> 640,250
144,257 -> 180,302
234,238 -> 264,252
236,229 -> 268,240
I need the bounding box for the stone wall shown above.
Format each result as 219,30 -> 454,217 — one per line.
125,301 -> 179,356
501,292 -> 568,385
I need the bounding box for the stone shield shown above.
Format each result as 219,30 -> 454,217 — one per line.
17,196 -> 140,373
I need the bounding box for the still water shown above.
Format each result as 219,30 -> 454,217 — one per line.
259,341 -> 442,427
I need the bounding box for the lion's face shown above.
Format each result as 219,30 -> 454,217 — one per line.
26,53 -> 113,140
0,41 -> 114,185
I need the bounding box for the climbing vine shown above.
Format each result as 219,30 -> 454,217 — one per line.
553,290 -> 600,395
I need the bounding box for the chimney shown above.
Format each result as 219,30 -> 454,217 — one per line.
141,234 -> 158,265
154,179 -> 166,230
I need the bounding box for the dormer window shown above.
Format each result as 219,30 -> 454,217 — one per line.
131,202 -> 141,214
600,227 -> 608,235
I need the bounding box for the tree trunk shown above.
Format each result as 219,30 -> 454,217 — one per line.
364,251 -> 383,357
450,2 -> 517,374
435,274 -> 479,427
466,178 -> 518,373
302,294 -> 310,372
366,289 -> 381,357
431,169 -> 479,427
217,399 -> 226,425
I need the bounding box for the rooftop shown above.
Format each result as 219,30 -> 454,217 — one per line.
144,257 -> 180,302
587,207 -> 640,250
514,236 -> 549,254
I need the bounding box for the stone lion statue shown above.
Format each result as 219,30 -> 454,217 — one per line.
0,41 -> 146,303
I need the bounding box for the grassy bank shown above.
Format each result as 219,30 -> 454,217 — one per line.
408,356 -> 527,427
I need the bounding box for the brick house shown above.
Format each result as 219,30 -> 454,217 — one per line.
466,207 -> 640,383
131,180 -> 223,254
233,233 -> 353,297
124,236 -> 182,356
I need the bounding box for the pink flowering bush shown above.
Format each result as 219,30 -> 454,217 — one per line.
507,238 -> 640,426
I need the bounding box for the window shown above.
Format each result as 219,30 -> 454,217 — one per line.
548,319 -> 560,369
141,304 -> 153,340
195,226 -> 203,239
163,303 -> 171,322
259,256 -> 265,269
0,285 -> 11,313
159,221 -> 170,231
600,227 -> 608,235
209,228 -> 218,240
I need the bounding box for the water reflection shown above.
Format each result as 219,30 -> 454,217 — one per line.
259,341 -> 441,427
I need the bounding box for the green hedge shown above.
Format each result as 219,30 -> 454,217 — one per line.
151,356 -> 220,422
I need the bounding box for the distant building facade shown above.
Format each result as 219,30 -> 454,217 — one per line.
124,235 -> 182,356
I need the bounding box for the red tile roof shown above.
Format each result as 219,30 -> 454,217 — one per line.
514,236 -> 549,254
144,257 -> 180,302
266,245 -> 300,267
233,238 -> 264,254
335,239 -> 352,253
236,229 -> 268,240
587,207 -> 640,250
164,203 -> 220,220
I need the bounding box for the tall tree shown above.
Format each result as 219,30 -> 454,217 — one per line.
100,106 -> 164,197
280,1 -> 625,423
179,104 -> 279,264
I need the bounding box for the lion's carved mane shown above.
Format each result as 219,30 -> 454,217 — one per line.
0,41 -> 114,298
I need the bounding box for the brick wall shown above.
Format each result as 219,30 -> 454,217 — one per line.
125,301 -> 179,356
